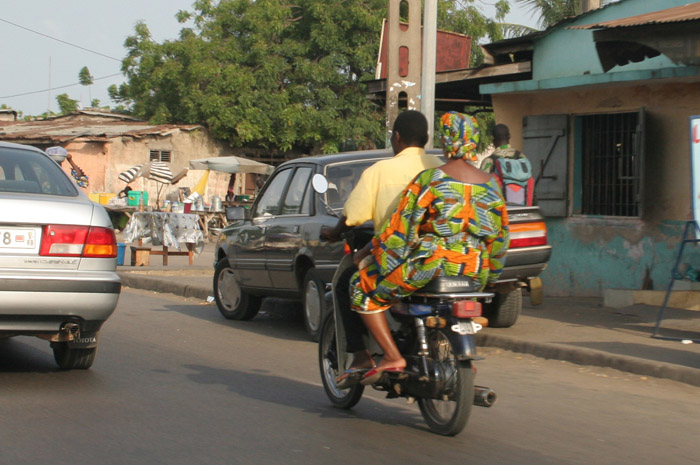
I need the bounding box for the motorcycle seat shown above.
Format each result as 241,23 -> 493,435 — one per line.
414,276 -> 480,295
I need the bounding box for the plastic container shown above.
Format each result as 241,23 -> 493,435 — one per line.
183,202 -> 192,213
127,191 -> 148,207
116,243 -> 126,266
99,193 -> 116,205
88,193 -> 101,203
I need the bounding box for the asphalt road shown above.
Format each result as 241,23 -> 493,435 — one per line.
0,289 -> 698,465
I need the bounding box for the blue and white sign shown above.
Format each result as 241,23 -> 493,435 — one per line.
692,116 -> 700,231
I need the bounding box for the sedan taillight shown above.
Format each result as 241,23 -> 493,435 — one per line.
509,221 -> 548,248
40,225 -> 117,258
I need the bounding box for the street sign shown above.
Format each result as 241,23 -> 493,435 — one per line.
691,116 -> 700,231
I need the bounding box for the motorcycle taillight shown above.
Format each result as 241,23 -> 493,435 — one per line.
452,300 -> 482,318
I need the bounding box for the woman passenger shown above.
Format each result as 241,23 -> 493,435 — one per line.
349,111 -> 510,384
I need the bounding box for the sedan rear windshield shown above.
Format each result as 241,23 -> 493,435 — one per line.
0,147 -> 78,196
325,160 -> 378,210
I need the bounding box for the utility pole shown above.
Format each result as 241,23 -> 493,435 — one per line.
385,0 -> 422,146
421,0 -> 437,148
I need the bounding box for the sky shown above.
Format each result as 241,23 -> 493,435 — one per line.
0,1 -> 539,117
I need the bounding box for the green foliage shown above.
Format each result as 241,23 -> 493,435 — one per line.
78,66 -> 94,86
114,0 -> 389,154
56,93 -> 79,115
112,0 -> 517,154
516,0 -> 611,29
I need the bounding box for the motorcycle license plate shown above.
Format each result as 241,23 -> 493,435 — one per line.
451,320 -> 482,335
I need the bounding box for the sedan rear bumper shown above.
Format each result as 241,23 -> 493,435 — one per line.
0,270 -> 121,332
498,245 -> 552,282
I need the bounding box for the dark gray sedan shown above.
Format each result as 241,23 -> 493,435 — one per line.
213,150 -> 390,340
213,149 -> 551,339
0,142 -> 121,369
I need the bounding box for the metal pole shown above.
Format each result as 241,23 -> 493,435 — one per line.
421,0 -> 437,148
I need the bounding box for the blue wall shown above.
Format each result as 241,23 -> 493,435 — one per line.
532,0 -> 694,81
541,218 -> 696,295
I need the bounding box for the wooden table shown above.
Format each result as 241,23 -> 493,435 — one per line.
122,212 -> 205,266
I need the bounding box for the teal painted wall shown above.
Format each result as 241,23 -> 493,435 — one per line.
533,0 -> 694,81
540,218 -> 697,296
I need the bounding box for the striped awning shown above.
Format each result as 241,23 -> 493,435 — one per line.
118,161 -> 174,184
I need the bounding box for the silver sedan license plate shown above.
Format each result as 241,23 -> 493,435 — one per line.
0,227 -> 40,254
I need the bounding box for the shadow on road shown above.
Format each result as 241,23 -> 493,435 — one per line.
182,362 -> 433,434
160,297 -> 313,343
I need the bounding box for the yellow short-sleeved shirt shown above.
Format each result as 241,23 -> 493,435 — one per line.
343,147 -> 443,231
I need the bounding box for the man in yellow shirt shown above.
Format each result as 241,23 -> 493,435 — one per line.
322,110 -> 442,387
324,110 -> 442,238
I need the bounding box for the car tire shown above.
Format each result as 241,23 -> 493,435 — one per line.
484,288 -> 522,328
214,258 -> 261,321
303,268 -> 327,342
52,343 -> 97,370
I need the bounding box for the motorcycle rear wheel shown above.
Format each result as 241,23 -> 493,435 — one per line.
318,315 -> 364,409
418,328 -> 474,436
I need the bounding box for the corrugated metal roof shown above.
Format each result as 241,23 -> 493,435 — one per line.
0,111 -> 201,143
570,2 -> 700,30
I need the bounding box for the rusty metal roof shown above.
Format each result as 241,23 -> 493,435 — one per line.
570,2 -> 700,29
0,111 -> 201,144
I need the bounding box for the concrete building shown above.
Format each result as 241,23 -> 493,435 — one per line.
478,0 -> 700,295
0,110 -> 259,202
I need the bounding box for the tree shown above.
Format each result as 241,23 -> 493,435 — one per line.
79,66 -> 94,105
56,93 -> 79,115
112,0 -> 507,156
516,0 -> 611,29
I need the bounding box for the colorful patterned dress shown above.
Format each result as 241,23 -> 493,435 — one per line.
350,168 -> 509,313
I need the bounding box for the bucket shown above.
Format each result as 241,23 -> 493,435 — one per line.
99,193 -> 116,205
210,196 -> 223,212
117,243 -> 126,266
183,202 -> 192,213
127,191 -> 148,207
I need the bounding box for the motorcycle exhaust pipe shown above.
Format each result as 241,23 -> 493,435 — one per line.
474,386 -> 497,407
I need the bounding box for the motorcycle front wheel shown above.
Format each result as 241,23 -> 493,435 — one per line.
418,328 -> 475,436
318,315 -> 364,409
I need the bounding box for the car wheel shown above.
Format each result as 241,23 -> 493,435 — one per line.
303,268 -> 327,342
484,288 -> 522,328
214,258 -> 261,320
52,343 -> 97,370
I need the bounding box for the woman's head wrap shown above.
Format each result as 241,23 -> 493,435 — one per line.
439,112 -> 480,161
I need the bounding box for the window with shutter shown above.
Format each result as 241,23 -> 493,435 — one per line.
522,114 -> 569,217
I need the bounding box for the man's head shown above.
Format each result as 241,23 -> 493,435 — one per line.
391,110 -> 429,154
492,124 -> 510,146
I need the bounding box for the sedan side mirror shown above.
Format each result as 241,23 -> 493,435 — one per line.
311,174 -> 329,194
226,206 -> 248,221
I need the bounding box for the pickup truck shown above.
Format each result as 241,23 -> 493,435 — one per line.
214,149 -> 551,341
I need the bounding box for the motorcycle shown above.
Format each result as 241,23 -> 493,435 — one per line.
313,174 -> 497,436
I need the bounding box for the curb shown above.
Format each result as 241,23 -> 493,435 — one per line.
475,332 -> 700,388
118,275 -> 700,388
118,273 -> 212,301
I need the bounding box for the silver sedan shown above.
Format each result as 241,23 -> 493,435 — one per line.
0,142 -> 121,369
